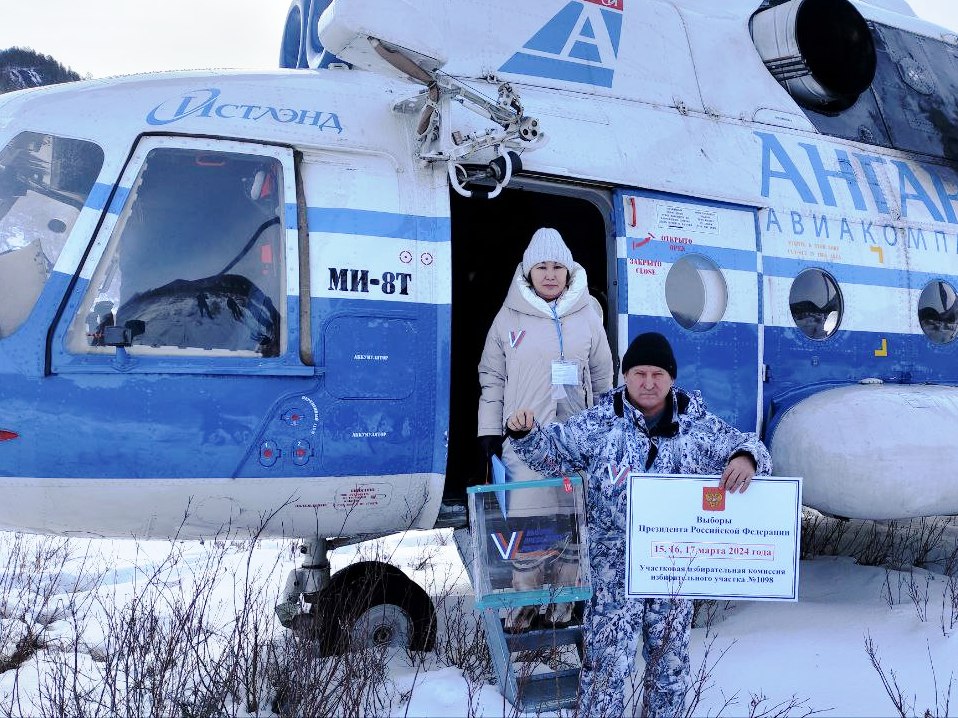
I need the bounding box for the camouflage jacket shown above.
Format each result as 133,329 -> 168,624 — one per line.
510,385 -> 772,538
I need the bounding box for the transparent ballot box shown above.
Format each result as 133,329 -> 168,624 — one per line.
467,474 -> 591,610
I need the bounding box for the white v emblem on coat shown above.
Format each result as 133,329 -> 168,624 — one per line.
509,330 -> 526,348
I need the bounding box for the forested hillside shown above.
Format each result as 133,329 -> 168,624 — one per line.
0,46 -> 80,93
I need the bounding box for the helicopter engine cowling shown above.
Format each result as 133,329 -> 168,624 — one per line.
750,0 -> 877,112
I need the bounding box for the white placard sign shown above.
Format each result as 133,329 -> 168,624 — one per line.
625,474 -> 802,601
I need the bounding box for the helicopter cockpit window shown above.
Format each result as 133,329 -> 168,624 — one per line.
66,147 -> 286,358
665,254 -> 728,332
918,280 -> 958,345
789,268 -> 843,340
0,131 -> 104,339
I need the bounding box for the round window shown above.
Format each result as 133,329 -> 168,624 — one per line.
918,280 -> 958,345
665,254 -> 727,332
789,269 -> 843,340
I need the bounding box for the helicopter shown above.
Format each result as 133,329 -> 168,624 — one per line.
1,0 -> 958,658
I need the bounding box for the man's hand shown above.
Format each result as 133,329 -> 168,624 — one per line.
720,454 -> 756,493
506,409 -> 535,433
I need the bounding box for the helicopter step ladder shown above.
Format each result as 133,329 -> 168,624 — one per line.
456,473 -> 591,713
480,604 -> 584,712
453,527 -> 584,712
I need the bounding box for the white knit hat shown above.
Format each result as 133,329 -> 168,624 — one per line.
522,227 -> 573,276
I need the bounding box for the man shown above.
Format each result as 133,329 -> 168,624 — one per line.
505,331 -> 771,718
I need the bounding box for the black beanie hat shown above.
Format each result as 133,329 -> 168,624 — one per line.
622,332 -> 677,378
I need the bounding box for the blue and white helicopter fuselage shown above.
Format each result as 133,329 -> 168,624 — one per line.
1,0 -> 958,642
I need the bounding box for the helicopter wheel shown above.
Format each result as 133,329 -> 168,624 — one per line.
307,561 -> 437,656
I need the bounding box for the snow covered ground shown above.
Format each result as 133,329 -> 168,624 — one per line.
0,513 -> 956,717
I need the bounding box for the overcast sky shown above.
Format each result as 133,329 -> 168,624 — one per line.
0,0 -> 956,80
0,0 -> 285,79
900,0 -> 958,31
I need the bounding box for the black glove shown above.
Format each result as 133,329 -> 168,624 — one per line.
478,435 -> 504,461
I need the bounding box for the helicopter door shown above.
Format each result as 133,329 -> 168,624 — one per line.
54,136 -> 300,367
616,190 -> 762,431
296,149 -> 449,515
47,136 -> 307,484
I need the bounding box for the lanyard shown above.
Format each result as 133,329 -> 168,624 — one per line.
549,302 -> 565,360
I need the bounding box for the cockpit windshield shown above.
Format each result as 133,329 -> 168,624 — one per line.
66,145 -> 286,358
0,131 -> 104,338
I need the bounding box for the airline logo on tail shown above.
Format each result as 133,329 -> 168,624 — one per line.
500,0 -> 624,88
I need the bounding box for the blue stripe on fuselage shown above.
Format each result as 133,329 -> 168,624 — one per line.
3,290 -> 446,480
761,324 -> 958,439
630,242 -> 757,272
99,192 -> 451,242
764,255 -> 958,289
105,186 -> 131,215
305,208 -> 451,242
86,182 -> 114,212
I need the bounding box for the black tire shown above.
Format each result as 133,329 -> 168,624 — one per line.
308,561 -> 436,656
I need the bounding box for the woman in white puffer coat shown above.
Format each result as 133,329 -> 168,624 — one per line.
477,226 -> 614,630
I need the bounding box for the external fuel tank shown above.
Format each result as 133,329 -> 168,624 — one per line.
769,383 -> 958,519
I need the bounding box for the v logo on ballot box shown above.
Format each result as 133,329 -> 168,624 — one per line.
491,531 -> 524,560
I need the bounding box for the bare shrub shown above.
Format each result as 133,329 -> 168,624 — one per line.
903,518 -> 949,569
0,512 -> 296,718
943,573 -> 958,638
799,509 -> 857,560
798,509 -> 906,562
868,517 -> 951,572
908,572 -> 933,623
20,524 -> 416,718
851,521 -> 898,567
802,511 -> 952,574
881,567 -> 933,623
421,529 -> 495,717
939,539 -> 958,637
218,513 -> 292,715
744,693 -> 824,718
683,601 -> 737,718
434,594 -> 493,684
683,597 -> 821,718
67,539 -> 238,718
0,534 -> 100,675
944,537 -> 958,579
865,632 -> 954,718
267,635 -> 395,718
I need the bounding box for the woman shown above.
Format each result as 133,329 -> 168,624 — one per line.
477,226 -> 614,630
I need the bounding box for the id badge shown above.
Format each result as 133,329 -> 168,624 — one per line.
551,360 -> 578,386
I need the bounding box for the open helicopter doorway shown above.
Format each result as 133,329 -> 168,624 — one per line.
443,180 -> 616,506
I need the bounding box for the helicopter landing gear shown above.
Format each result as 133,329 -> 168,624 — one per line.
275,538 -> 436,656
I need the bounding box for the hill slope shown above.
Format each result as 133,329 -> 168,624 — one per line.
0,46 -> 80,93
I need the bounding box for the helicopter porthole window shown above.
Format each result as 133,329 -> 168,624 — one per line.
918,280 -> 958,345
665,254 -> 728,332
789,269 -> 843,340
